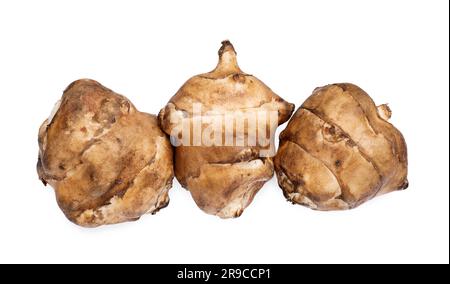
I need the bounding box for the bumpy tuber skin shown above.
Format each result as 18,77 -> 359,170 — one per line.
159,41 -> 294,218
274,83 -> 408,210
38,79 -> 174,227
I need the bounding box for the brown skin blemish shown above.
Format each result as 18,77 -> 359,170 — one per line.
232,73 -> 246,83
328,126 -> 336,135
335,160 -> 342,167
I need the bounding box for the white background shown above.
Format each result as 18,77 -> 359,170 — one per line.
0,0 -> 448,264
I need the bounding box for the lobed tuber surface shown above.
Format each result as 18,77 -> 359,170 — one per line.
38,79 -> 174,227
274,83 -> 408,210
159,41 -> 294,218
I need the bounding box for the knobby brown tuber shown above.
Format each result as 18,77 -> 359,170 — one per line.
37,79 -> 174,227
274,83 -> 408,210
159,41 -> 294,218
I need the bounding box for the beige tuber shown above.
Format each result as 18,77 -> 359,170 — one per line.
37,79 -> 174,227
274,83 -> 408,210
159,41 -> 294,218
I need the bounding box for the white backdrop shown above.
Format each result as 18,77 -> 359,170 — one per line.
0,0 -> 448,264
